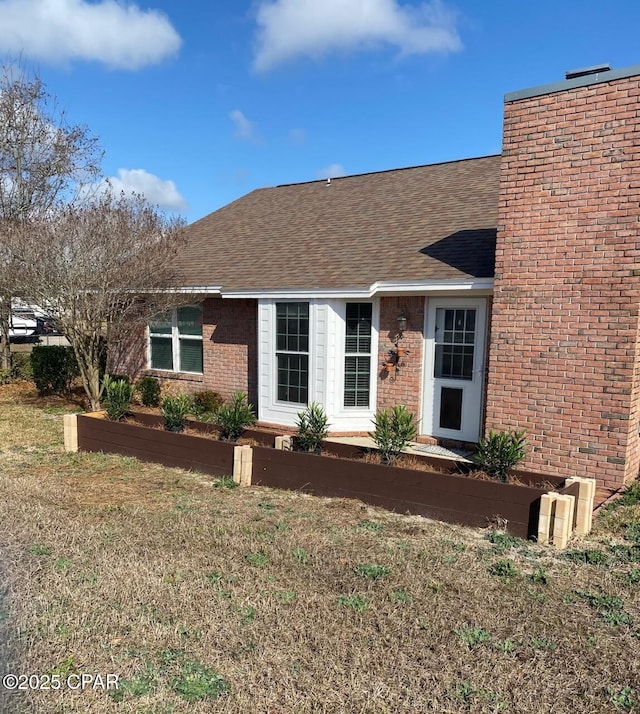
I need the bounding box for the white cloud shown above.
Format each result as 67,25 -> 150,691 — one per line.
230,109 -> 262,144
0,0 -> 181,70
316,163 -> 346,179
101,169 -> 187,212
253,0 -> 461,72
287,128 -> 306,145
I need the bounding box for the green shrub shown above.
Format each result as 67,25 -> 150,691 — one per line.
161,394 -> 193,432
31,346 -> 79,395
295,402 -> 330,453
216,392 -> 256,441
192,390 -> 224,417
136,376 -> 161,407
102,375 -> 135,421
0,353 -> 32,385
11,353 -> 33,381
369,405 -> 418,465
475,430 -> 527,481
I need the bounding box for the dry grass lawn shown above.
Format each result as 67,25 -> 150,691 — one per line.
1,382 -> 640,713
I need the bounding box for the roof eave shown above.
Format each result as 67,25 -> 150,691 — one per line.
220,278 -> 494,300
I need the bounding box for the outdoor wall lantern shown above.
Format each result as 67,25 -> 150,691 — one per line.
396,311 -> 408,338
384,311 -> 410,381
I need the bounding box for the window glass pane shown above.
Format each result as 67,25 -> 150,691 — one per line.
344,356 -> 370,408
177,305 -> 202,336
150,336 -> 173,370
179,338 -> 203,373
440,387 -> 463,430
277,354 -> 308,404
345,303 -> 372,354
149,312 -> 172,335
276,303 -> 309,353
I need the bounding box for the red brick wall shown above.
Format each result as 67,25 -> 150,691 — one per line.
201,298 -> 258,408
109,325 -> 146,379
113,298 -> 258,409
485,74 -> 640,491
377,296 -> 424,420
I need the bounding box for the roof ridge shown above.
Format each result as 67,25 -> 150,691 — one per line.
275,153 -> 501,188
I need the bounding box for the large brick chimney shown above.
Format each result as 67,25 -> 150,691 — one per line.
485,65 -> 640,493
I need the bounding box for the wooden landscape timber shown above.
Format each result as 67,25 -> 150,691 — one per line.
70,412 -> 595,545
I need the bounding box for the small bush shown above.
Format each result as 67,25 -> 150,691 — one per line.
217,392 -> 256,441
31,345 -> 79,395
192,390 -> 224,417
295,402 -> 330,453
370,405 -> 418,465
11,353 -> 33,381
161,394 -> 192,432
475,430 -> 527,482
102,375 -> 135,421
136,376 -> 161,407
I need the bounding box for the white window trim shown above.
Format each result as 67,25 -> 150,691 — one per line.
258,299 -> 323,426
258,298 -> 378,431
274,301 -> 311,407
340,301 -> 378,411
148,305 -> 203,375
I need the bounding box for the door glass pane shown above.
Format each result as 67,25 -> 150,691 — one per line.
434,308 -> 476,380
440,387 -> 463,430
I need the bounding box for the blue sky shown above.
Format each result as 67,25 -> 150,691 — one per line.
1,0 -> 639,222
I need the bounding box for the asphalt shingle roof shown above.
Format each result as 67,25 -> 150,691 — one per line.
175,154 -> 500,292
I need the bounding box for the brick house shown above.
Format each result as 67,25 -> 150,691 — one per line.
124,64 -> 640,496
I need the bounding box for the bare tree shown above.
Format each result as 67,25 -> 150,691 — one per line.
24,192 -> 186,410
0,61 -> 101,369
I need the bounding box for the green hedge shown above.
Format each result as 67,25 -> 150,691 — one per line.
31,346 -> 79,395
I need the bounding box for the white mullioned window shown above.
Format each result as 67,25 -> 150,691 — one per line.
275,301 -> 309,404
149,304 -> 203,374
343,302 -> 372,408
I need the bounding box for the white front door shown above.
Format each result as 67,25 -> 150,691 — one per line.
422,298 -> 487,442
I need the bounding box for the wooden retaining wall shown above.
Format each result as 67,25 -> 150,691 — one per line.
72,413 -> 595,544
251,447 -> 546,540
77,413 -> 235,477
